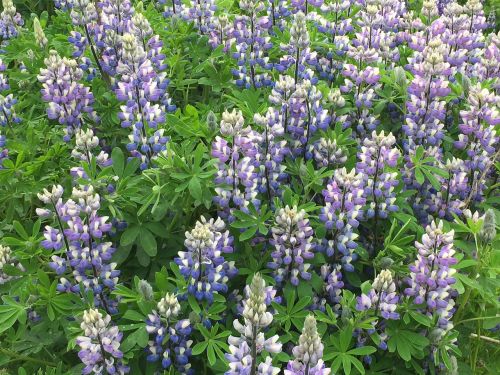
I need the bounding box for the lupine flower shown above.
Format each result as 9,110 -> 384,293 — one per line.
145,294 -> 194,374
231,0 -> 273,88
319,167 -> 365,272
405,220 -> 457,331
182,0 -> 216,34
357,130 -> 399,221
454,84 -> 499,203
37,185 -> 120,313
226,273 -> 282,375
0,244 -> 23,284
38,51 -> 99,141
277,11 -> 316,84
212,109 -> 261,218
76,308 -> 129,374
175,216 -> 237,303
268,206 -> 314,286
70,128 -> 112,180
287,80 -> 330,158
115,26 -> 174,169
0,0 -> 23,40
0,58 -> 20,129
404,38 -> 451,149
341,64 -> 381,137
33,17 -> 48,48
158,0 -> 184,18
285,315 -> 331,375
0,132 -> 7,168
253,107 -> 289,200
356,269 -> 399,320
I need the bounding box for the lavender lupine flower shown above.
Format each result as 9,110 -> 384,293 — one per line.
423,157 -> 468,220
38,51 -> 99,141
266,0 -> 290,30
146,294 -> 194,374
226,273 -> 282,375
454,84 -> 499,203
231,0 -> 273,88
0,0 -> 23,40
175,216 -> 237,303
0,132 -> 7,168
70,128 -> 112,180
340,64 -> 381,137
319,167 -> 365,272
33,17 -> 48,48
404,38 -> 451,148
356,269 -> 399,320
115,28 -> 174,169
405,220 -> 457,331
76,308 -> 129,374
285,315 -> 331,375
0,58 -> 20,129
37,185 -> 120,313
287,80 -> 330,158
0,244 -> 24,284
254,108 -> 289,201
268,206 -> 314,286
277,11 -> 316,85
357,130 -> 400,222
311,134 -> 347,169
182,0 -> 216,34
208,15 -> 234,51
269,75 -> 295,133
212,109 -> 261,218
158,0 -> 184,18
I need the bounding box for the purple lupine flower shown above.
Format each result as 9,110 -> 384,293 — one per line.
285,315 -> 331,375
254,107 -> 289,201
158,0 -> 184,18
226,274 -> 281,375
76,308 -> 129,374
0,58 -> 20,129
0,132 -> 7,168
268,206 -> 314,286
115,28 -> 174,169
145,294 -> 194,374
208,15 -> 234,51
277,11 -> 316,85
212,109 -> 261,219
0,244 -> 24,284
357,130 -> 400,221
175,216 -> 237,303
38,51 -> 99,141
340,64 -> 381,137
405,220 -> 457,331
231,0 -> 273,88
37,185 -> 120,314
404,38 -> 450,148
287,80 -> 330,158
266,0 -> 290,29
95,0 -> 135,76
356,269 -> 399,320
182,0 -> 216,34
319,167 -> 365,272
454,84 -> 499,203
0,0 -> 23,40
70,128 -> 112,180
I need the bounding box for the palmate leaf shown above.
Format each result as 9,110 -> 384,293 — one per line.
0,296 -> 26,334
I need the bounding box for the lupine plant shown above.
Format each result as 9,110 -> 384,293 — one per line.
0,1 -> 498,374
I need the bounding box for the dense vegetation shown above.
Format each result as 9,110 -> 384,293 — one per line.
0,0 -> 498,374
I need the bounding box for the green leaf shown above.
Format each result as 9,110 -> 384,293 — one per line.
192,342 -> 208,356
188,177 -> 203,201
112,147 -> 125,176
340,325 -> 353,352
139,229 -> 157,257
348,346 -> 377,356
0,298 -> 26,334
120,225 -> 140,247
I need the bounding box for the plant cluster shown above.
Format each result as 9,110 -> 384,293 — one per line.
0,0 -> 498,374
